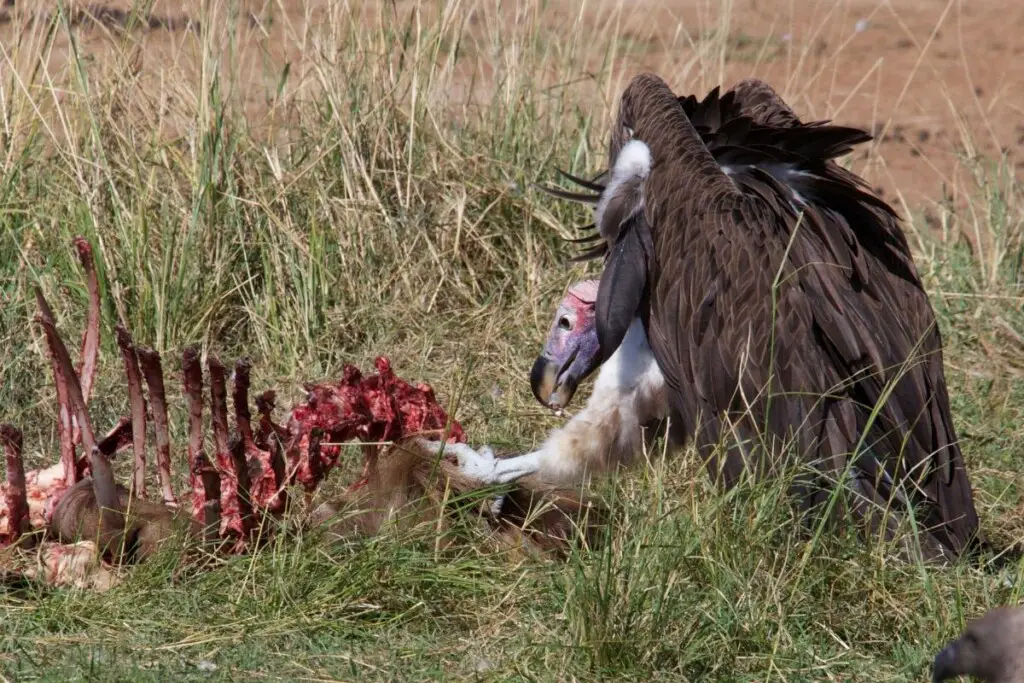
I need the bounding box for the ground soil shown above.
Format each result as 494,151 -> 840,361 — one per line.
2,0 -> 1022,214
583,0 -> 1024,213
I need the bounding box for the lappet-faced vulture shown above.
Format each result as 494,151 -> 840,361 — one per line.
564,72 -> 980,562
434,74 -> 980,562
531,77 -> 845,411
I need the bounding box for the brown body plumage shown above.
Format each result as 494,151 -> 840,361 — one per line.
552,73 -> 980,562
933,607 -> 1024,682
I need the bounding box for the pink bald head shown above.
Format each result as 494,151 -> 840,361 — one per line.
567,279 -> 600,305
530,280 -> 602,410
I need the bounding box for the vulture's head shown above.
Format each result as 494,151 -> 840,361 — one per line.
530,280 -> 601,410
932,606 -> 1024,682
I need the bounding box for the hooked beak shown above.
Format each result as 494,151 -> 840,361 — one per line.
931,641 -> 960,683
531,282 -> 602,412
530,349 -> 583,411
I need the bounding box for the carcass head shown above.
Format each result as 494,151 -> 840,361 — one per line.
530,280 -> 601,411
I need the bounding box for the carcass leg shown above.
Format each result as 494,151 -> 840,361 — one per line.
96,416 -> 133,457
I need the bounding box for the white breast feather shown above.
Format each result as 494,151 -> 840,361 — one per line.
594,139 -> 653,234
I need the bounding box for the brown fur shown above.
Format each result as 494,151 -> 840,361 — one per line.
50,478 -> 201,563
309,438 -> 608,559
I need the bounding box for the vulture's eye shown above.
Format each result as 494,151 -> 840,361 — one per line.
558,316 -> 572,331
625,126 -> 635,139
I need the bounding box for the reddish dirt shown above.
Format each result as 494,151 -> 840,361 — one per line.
597,0 -> 1024,212
2,0 -> 1021,213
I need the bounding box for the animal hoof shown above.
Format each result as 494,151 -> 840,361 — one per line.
450,443 -> 499,483
488,494 -> 506,517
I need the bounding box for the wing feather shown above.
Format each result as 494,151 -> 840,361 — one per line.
647,165 -> 978,559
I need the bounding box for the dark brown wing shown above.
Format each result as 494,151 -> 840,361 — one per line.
795,173 -> 979,555
595,212 -> 655,362
710,78 -> 804,128
746,79 -> 977,547
619,73 -> 979,561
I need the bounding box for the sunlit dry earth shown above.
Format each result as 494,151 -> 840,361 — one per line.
3,0 -> 1022,209
571,0 -> 1024,208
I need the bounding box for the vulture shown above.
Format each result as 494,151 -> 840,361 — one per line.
439,74 -> 980,562
561,72 -> 979,562
933,606 -> 1024,682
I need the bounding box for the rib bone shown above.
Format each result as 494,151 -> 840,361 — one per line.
43,318 -> 78,486
115,325 -> 148,499
1,425 -> 31,546
208,355 -> 253,540
234,359 -> 284,514
73,237 -> 101,417
137,346 -> 177,506
182,347 -> 220,542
